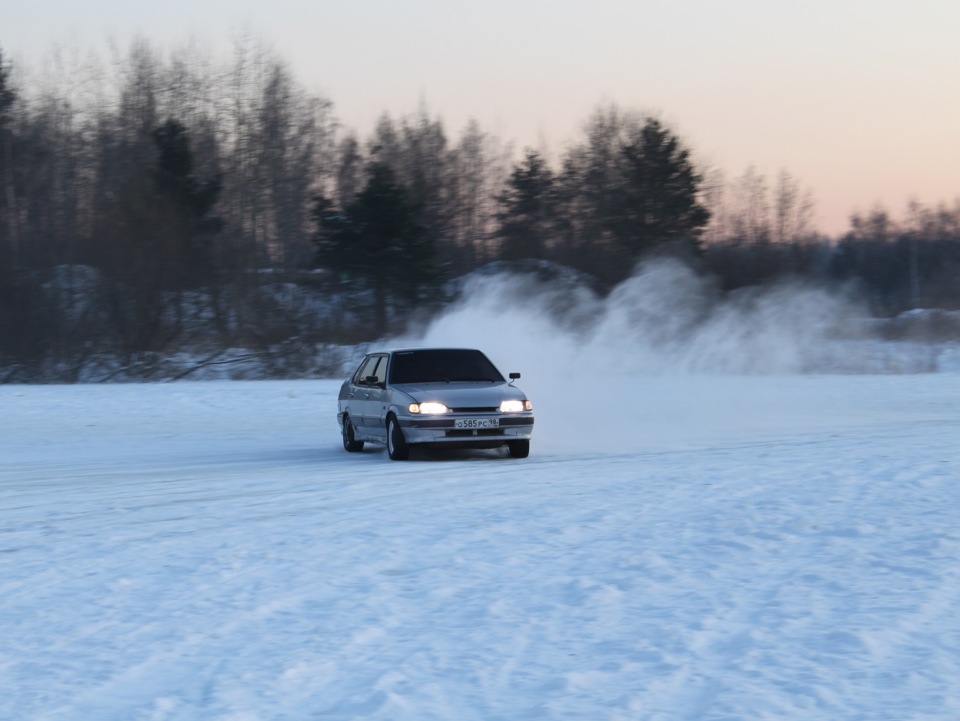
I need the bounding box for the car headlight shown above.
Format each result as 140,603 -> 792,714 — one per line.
500,400 -> 532,413
409,402 -> 449,414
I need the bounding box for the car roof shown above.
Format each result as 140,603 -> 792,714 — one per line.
369,347 -> 483,355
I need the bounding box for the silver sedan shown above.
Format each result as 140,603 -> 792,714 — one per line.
337,348 -> 534,460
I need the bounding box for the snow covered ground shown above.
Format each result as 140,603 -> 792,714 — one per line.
3,370 -> 960,720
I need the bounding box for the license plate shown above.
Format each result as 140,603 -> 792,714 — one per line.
454,418 -> 500,429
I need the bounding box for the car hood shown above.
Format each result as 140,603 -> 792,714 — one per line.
393,381 -> 526,407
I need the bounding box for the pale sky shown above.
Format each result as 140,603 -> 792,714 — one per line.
6,0 -> 960,234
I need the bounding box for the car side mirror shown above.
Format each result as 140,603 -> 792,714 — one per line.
509,372 -> 521,380
364,375 -> 380,386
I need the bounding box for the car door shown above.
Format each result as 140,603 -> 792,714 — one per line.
361,354 -> 389,441
344,355 -> 378,436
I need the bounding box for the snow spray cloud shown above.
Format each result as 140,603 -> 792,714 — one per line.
394,259 -> 955,454
402,258 -> 867,380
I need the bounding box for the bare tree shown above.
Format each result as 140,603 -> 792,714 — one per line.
221,38 -> 334,271
699,166 -> 731,246
729,166 -> 771,245
445,119 -> 504,270
773,170 -> 815,244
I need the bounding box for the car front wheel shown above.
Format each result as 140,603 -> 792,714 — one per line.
387,416 -> 409,461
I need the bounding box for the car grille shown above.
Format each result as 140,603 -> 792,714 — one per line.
450,407 -> 499,413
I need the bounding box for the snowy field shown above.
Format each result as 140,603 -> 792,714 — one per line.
5,261 -> 960,720
3,370 -> 960,720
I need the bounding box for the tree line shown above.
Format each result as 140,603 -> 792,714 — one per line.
1,41 -> 958,381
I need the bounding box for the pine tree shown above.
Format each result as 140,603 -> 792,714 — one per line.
151,118 -> 223,285
496,149 -> 558,261
617,118 -> 710,256
557,107 -> 711,284
314,162 -> 440,335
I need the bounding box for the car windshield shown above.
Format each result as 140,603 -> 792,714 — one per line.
389,349 -> 504,384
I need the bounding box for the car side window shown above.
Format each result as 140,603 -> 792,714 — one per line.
353,356 -> 376,385
371,355 -> 388,386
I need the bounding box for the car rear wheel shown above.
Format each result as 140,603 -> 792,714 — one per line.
342,416 -> 364,453
507,439 -> 530,458
387,416 -> 409,461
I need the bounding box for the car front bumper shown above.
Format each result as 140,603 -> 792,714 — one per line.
397,414 -> 534,445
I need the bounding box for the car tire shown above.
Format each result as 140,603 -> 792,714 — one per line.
342,416 -> 364,453
507,439 -> 530,458
387,416 -> 410,461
